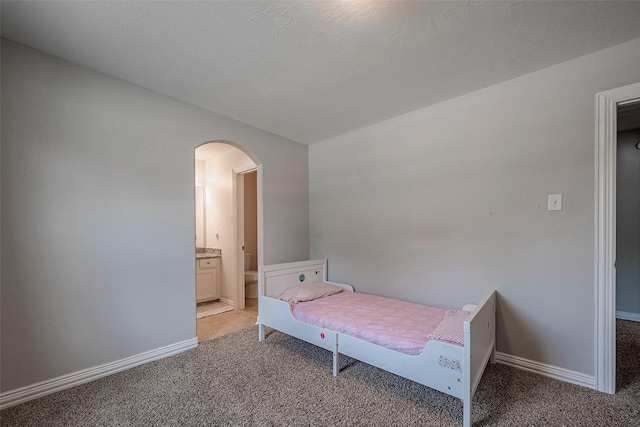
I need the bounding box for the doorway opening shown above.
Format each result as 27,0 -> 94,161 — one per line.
615,101 -> 640,392
233,165 -> 260,311
616,100 -> 640,324
194,141 -> 261,343
595,82 -> 640,393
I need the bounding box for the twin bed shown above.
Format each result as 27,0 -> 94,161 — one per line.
258,259 -> 495,427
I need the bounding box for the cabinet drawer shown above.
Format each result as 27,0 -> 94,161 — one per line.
198,258 -> 218,269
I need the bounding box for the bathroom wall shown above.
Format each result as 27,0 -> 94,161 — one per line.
616,128 -> 640,319
195,159 -> 206,187
195,159 -> 206,247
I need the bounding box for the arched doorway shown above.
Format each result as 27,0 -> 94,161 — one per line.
194,141 -> 262,342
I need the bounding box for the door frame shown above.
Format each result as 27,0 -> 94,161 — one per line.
232,164 -> 261,310
594,81 -> 640,394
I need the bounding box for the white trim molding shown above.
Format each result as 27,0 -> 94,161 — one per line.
616,311 -> 640,322
594,81 -> 640,394
495,352 -> 595,390
0,338 -> 198,410
219,297 -> 234,307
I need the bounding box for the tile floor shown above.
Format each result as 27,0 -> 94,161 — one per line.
196,298 -> 258,343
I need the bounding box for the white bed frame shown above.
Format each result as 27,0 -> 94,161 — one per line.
258,259 -> 495,427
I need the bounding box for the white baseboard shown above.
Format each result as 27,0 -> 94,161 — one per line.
219,297 -> 234,307
495,351 -> 596,390
0,337 -> 198,410
616,311 -> 640,322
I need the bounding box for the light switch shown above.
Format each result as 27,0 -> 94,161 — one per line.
548,194 -> 562,211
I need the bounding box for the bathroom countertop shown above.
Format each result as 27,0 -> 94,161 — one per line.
196,253 -> 221,259
196,248 -> 221,259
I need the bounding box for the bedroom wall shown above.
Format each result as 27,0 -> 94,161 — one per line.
616,128 -> 640,319
0,39 -> 309,393
309,37 -> 640,378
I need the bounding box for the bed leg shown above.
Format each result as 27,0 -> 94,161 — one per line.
258,323 -> 266,342
463,398 -> 471,427
333,351 -> 339,376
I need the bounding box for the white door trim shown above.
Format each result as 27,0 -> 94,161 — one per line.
594,81 -> 640,394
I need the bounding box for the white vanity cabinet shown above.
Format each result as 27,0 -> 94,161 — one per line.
196,257 -> 220,302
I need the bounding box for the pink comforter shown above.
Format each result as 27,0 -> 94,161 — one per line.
291,291 -> 448,355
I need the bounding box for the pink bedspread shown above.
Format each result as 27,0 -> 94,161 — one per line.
291,291 -> 450,355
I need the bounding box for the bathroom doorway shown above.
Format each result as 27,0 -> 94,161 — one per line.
194,142 -> 261,343
233,165 -> 260,311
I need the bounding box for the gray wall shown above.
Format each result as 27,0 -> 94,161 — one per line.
616,129 -> 640,317
0,39 -> 309,392
310,37 -> 640,376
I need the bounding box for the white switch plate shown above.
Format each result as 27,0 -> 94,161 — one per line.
548,194 -> 562,211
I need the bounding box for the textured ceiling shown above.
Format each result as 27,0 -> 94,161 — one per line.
2,1 -> 640,144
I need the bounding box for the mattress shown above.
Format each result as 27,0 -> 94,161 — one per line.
291,291 -> 457,355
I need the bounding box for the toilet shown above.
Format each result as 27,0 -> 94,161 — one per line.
244,253 -> 259,299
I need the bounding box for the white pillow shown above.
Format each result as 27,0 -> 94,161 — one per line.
278,282 -> 344,304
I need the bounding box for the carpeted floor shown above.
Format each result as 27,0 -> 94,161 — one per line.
1,320 -> 638,426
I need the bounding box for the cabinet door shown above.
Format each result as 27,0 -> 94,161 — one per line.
196,270 -> 215,302
211,262 -> 220,299
196,258 -> 221,302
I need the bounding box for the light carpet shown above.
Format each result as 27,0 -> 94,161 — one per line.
196,300 -> 233,319
1,321 -> 639,426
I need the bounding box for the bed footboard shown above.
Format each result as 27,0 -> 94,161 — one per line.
463,290 -> 496,427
